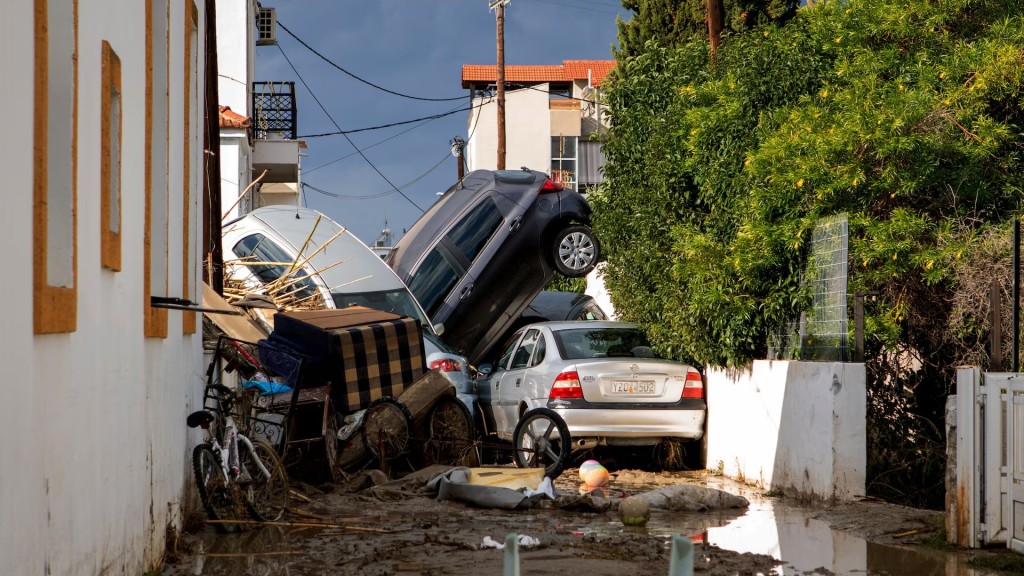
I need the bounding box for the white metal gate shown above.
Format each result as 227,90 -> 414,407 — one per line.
956,368 -> 1024,550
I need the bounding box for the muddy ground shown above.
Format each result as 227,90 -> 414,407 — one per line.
161,464 -> 996,576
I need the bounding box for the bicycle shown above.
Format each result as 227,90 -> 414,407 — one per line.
187,383 -> 290,531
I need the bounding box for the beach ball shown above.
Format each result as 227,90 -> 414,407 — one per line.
579,459 -> 610,489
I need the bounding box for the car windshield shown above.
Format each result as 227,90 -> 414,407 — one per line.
331,288 -> 431,328
553,327 -> 660,360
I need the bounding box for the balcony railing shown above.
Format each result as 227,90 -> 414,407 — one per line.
252,81 -> 296,140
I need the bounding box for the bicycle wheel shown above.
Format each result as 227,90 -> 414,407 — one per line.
192,444 -> 242,532
425,397 -> 476,466
512,408 -> 571,480
362,397 -> 414,461
323,408 -> 343,483
240,438 -> 290,522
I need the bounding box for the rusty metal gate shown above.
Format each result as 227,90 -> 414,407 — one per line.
955,368 -> 1024,550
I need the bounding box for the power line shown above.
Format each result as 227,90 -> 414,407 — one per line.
303,151 -> 452,199
298,105 -> 473,138
304,101 -> 470,174
276,42 -> 426,213
298,83 -> 593,140
522,0 -> 623,14
278,20 -> 465,102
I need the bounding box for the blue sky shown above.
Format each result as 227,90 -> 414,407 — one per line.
255,0 -> 630,245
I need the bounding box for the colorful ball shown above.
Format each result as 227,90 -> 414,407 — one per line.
579,460 -> 610,489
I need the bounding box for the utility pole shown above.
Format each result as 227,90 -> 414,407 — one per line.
706,0 -> 722,61
491,0 -> 510,170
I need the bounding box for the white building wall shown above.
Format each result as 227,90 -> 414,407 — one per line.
1,1 -> 206,574
220,134 -> 251,219
467,86 -> 551,174
705,360 -> 866,501
216,0 -> 255,116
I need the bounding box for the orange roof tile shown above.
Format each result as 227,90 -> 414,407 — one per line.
218,105 -> 250,129
461,59 -> 616,88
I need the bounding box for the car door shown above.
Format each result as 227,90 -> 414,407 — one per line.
481,329 -> 523,436
495,328 -> 543,439
424,196 -> 507,356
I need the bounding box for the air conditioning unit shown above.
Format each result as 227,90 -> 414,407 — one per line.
256,7 -> 277,46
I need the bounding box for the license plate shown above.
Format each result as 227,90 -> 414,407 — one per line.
608,380 -> 655,394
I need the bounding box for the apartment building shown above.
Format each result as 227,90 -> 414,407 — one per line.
461,59 -> 615,191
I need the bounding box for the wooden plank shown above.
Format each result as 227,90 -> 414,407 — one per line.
201,282 -> 269,342
397,369 -> 455,427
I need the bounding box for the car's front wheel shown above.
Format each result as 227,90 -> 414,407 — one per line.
552,225 -> 599,277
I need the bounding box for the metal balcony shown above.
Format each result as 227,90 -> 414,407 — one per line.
251,81 -> 300,184
252,81 -> 296,140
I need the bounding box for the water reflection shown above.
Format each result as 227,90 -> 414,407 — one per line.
692,499 -> 996,576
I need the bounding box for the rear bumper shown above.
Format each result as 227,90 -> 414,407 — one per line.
551,407 -> 705,440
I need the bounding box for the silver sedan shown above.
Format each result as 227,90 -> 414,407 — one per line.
476,321 -> 706,477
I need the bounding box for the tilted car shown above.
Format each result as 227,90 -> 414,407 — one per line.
387,169 -> 600,364
475,321 -> 706,477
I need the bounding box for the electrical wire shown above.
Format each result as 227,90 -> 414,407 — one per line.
303,151 -> 452,200
276,42 -> 427,212
278,20 -> 465,102
303,101 -> 470,174
298,105 -> 474,138
522,0 -> 623,15
298,82 -> 594,140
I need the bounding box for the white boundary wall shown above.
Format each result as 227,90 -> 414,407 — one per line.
706,361 -> 866,500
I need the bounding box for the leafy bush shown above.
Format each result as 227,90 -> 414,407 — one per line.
595,0 -> 1024,507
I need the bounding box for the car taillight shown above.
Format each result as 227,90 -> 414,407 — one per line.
539,178 -> 564,194
682,371 -> 704,399
549,371 -> 583,399
430,359 -> 462,373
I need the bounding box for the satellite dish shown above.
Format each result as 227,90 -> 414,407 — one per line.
581,86 -> 596,113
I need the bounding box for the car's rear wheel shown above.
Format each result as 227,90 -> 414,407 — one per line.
512,408 -> 571,479
552,225 -> 599,278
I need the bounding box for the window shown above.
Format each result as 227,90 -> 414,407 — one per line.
554,328 -> 655,359
551,136 -> 577,191
182,0 -> 199,334
548,82 -> 571,99
511,329 -> 540,369
232,234 -> 318,303
446,197 -> 503,263
145,0 -> 169,338
332,289 -> 429,327
100,41 -> 121,271
496,330 -> 524,370
407,249 -> 460,317
33,0 -> 79,334
531,333 -> 546,367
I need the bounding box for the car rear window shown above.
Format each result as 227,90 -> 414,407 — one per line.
446,197 -> 503,263
554,328 -> 658,360
408,249 -> 460,317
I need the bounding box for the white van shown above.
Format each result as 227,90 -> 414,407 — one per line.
221,207 -> 477,412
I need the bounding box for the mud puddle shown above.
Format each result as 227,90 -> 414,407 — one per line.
163,469 -> 1013,575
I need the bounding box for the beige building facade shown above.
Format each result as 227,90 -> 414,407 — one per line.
461,60 -> 614,191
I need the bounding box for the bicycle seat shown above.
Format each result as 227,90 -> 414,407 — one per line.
187,410 -> 216,429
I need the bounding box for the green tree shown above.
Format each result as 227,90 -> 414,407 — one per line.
614,0 -> 799,59
595,0 -> 1024,507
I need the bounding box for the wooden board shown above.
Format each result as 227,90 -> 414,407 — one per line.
201,282 -> 269,342
397,369 -> 455,427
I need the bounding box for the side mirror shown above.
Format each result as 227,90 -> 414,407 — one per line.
477,364 -> 493,375
432,323 -> 445,337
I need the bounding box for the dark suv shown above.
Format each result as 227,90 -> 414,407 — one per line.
387,169 -> 599,363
